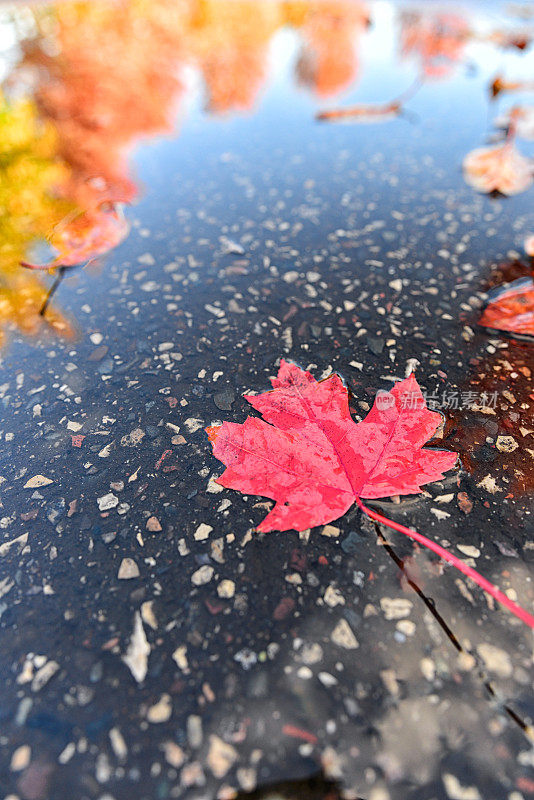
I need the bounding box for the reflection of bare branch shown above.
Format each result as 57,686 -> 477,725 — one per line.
317,100 -> 401,122
316,77 -> 422,123
39,265 -> 65,317
491,75 -> 534,99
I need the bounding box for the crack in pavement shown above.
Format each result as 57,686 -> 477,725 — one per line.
373,521 -> 533,741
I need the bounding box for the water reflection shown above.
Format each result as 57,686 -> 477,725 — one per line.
295,2 -> 370,97
0,94 -> 73,346
21,0 -> 185,208
0,0 -> 372,345
400,10 -> 469,79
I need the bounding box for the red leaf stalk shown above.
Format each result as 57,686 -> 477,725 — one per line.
355,497 -> 534,629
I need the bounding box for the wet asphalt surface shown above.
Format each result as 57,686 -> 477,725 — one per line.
1,3 -> 534,800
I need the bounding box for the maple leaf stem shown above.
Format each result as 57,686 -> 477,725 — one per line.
355,497 -> 534,630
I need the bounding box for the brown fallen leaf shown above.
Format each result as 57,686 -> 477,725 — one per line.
479,277 -> 534,340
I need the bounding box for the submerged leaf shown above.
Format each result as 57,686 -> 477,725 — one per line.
463,143 -> 533,196
21,204 -> 129,271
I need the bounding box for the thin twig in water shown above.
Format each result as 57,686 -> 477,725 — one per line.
40,266 -> 65,317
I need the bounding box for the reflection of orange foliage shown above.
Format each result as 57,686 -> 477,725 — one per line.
3,0 -> 377,347
296,2 -> 369,96
25,0 -> 188,208
400,11 -> 469,79
188,1 -> 281,113
24,0 -> 372,196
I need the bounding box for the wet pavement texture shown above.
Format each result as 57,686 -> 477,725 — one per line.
0,2 -> 534,799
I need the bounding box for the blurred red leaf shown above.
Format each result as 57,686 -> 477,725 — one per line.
479,278 -> 534,339
400,11 -> 469,79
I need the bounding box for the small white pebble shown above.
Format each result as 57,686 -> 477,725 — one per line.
10,744 -> 31,771
217,580 -> 235,599
457,544 -> 480,558
98,493 -> 118,511
118,558 -> 140,580
147,694 -> 172,724
191,565 -> 214,586
195,523 -> 213,541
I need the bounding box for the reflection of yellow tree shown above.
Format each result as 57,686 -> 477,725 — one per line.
0,96 -> 73,347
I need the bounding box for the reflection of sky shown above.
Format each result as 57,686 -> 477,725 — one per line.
0,12 -> 20,84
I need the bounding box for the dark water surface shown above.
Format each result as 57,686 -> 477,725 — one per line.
0,2 -> 533,799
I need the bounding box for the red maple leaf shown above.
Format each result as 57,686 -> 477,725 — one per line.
479,277 -> 534,340
208,361 -> 455,531
208,361 -> 534,628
